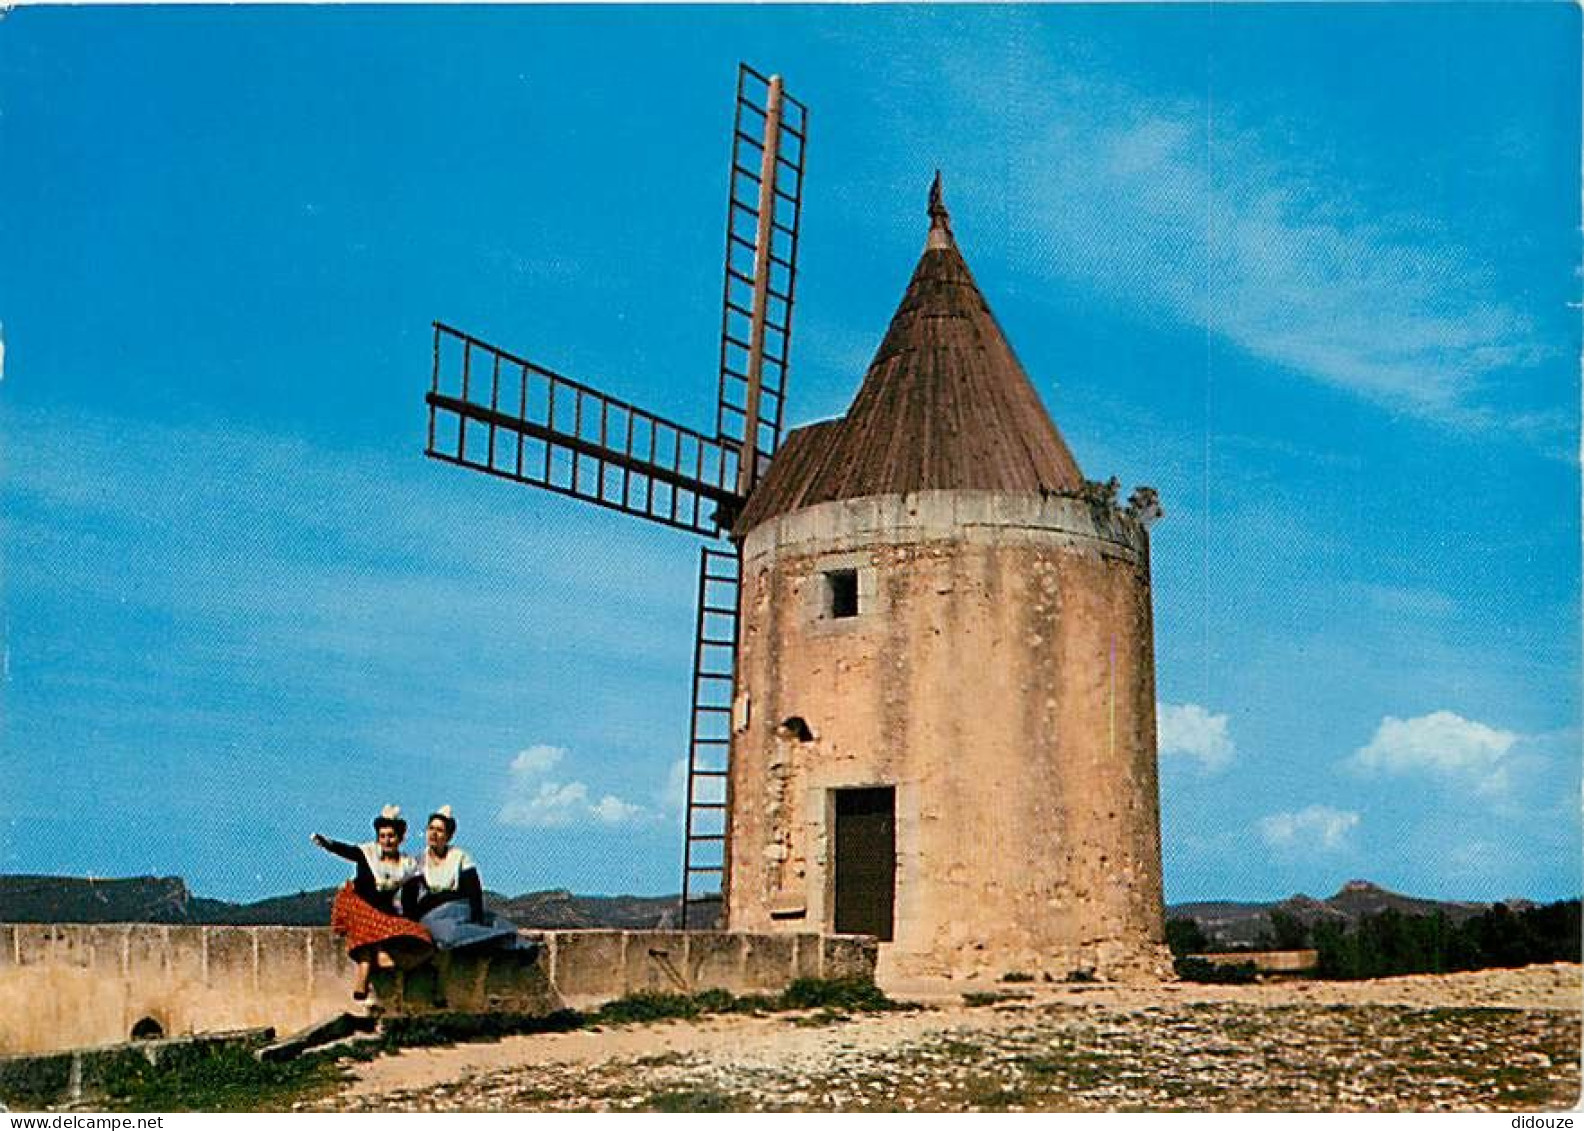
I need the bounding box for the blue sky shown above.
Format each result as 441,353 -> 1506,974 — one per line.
1,5 -> 1578,905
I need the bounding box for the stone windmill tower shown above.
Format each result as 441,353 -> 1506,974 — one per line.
724,178 -> 1171,981
422,66 -> 1168,980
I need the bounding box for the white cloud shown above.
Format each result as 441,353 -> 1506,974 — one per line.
1158,702 -> 1234,771
497,744 -> 645,828
590,795 -> 645,824
1349,710 -> 1518,797
1258,805 -> 1359,852
511,745 -> 565,776
499,780 -> 591,828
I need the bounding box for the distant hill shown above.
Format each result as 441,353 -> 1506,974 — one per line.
0,875 -> 234,924
196,887 -> 340,926
490,889 -> 708,929
0,874 -> 712,929
0,874 -> 1530,941
1169,879 -> 1534,948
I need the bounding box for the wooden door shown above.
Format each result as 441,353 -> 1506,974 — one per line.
833,787 -> 895,941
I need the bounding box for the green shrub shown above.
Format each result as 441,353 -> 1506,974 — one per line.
1164,916 -> 1209,957
100,1043 -> 345,1113
591,977 -> 904,1027
962,990 -> 1031,1007
379,1009 -> 582,1048
779,976 -> 904,1013
645,1087 -> 741,1112
594,992 -> 708,1025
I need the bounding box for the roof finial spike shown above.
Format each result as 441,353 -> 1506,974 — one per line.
926,169 -> 954,250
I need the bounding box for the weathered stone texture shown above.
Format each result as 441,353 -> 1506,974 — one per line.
545,930 -> 627,1002
0,926 -> 354,1057
741,934 -> 799,991
730,490 -> 1171,981
620,931 -> 692,995
0,925 -> 876,1055
819,935 -> 880,981
683,931 -> 749,994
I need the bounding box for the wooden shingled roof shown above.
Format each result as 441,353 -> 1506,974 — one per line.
735,178 -> 1085,536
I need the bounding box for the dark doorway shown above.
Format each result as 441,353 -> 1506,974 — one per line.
833,786 -> 896,941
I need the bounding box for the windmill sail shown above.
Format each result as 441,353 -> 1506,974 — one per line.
715,64 -> 808,496
425,322 -> 743,537
679,65 -> 808,923
420,63 -> 808,932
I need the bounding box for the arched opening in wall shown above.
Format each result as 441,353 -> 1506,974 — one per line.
776,716 -> 815,742
130,1015 -> 165,1041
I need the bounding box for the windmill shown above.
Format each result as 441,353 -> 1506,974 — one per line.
422,64 -> 808,928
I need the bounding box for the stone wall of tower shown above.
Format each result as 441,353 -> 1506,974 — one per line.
726,490 -> 1172,981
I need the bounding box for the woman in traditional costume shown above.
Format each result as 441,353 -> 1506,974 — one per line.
403,806 -> 531,952
311,805 -> 433,1000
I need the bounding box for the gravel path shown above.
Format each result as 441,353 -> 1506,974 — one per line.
302,963 -> 1583,1113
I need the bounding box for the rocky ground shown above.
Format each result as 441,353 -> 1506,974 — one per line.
302,963 -> 1583,1113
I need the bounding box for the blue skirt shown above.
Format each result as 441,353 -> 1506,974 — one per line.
420,899 -> 536,954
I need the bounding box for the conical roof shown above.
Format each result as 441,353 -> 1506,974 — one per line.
735,177 -> 1085,535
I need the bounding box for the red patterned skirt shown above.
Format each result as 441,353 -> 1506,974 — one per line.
330,883 -> 432,963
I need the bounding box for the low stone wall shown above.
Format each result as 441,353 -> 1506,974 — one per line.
535,929 -> 873,1007
0,923 -> 877,1057
0,924 -> 355,1058
1192,949 -> 1320,975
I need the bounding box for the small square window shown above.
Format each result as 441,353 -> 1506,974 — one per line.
826,569 -> 859,619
